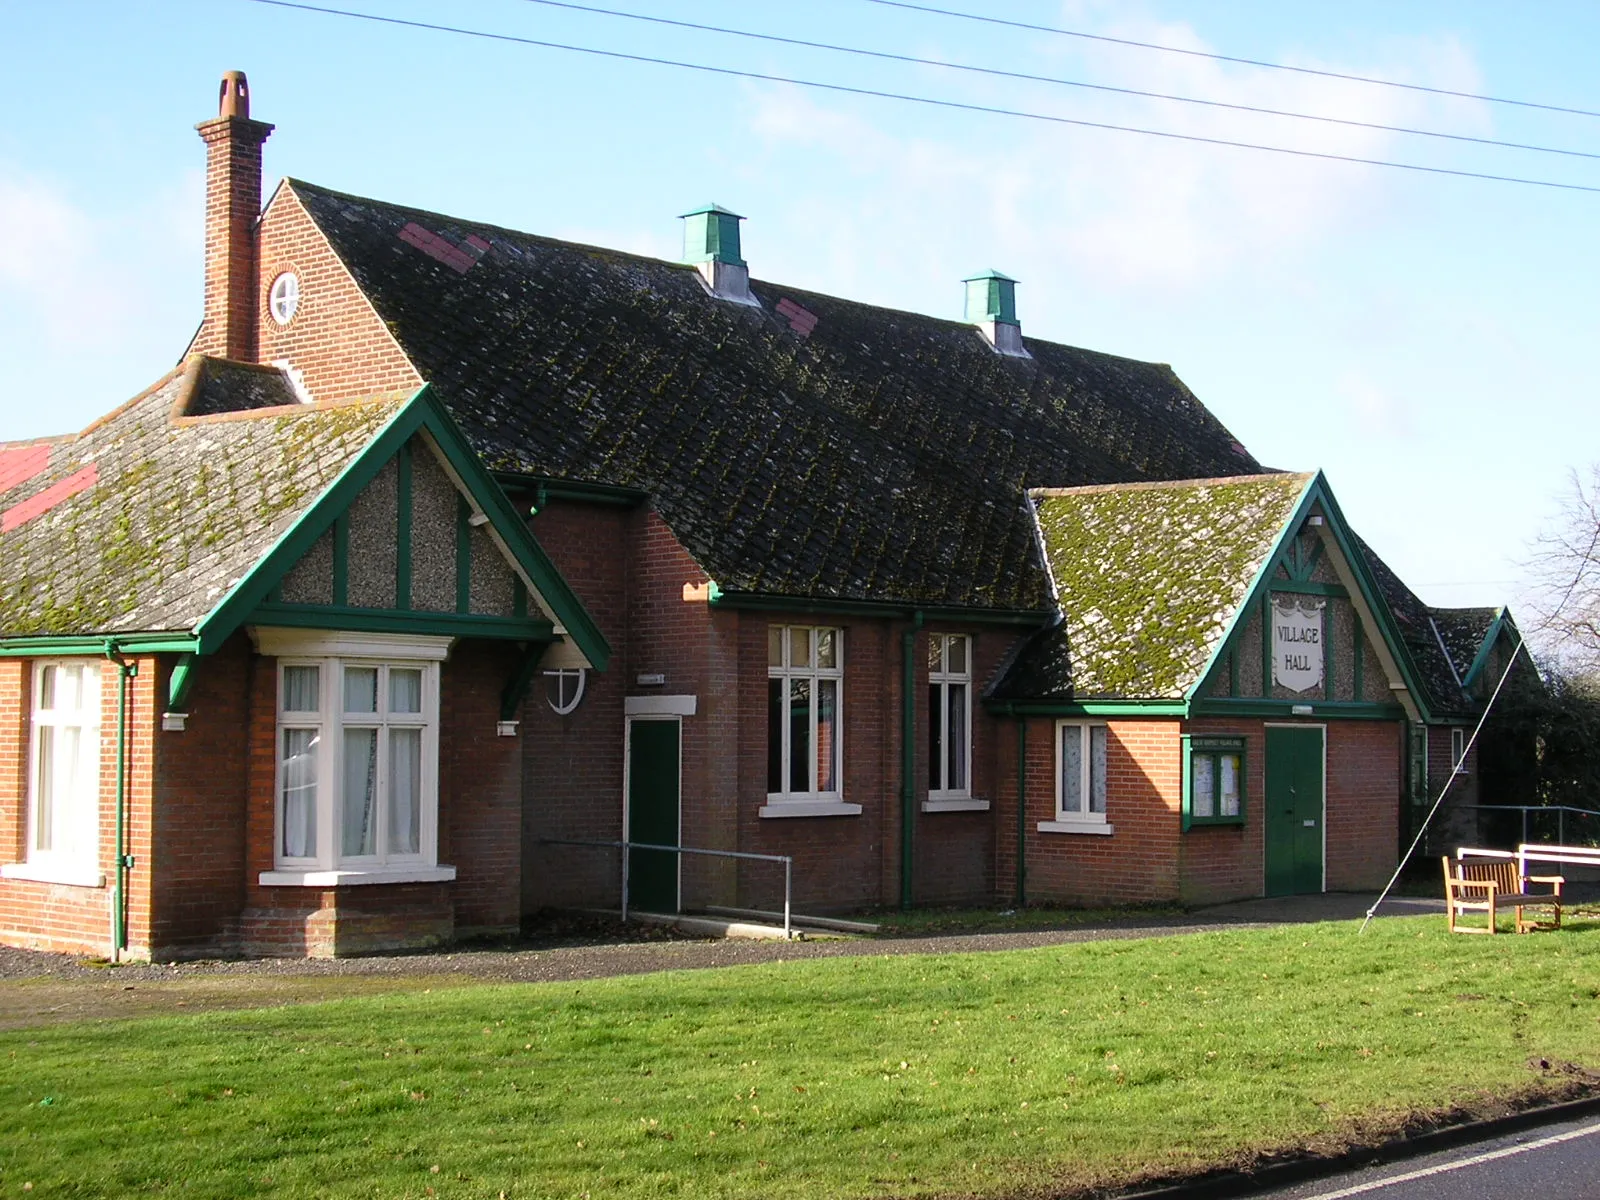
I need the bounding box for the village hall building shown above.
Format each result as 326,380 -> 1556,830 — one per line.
0,74 -> 1519,958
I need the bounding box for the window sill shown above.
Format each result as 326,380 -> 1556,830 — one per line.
1036,819 -> 1114,836
923,797 -> 991,813
259,865 -> 457,887
759,800 -> 864,819
0,862 -> 106,888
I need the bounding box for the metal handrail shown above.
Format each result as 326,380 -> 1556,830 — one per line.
1455,804 -> 1600,848
536,837 -> 795,939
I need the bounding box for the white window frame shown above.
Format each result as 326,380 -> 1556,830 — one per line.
761,625 -> 860,818
254,629 -> 455,886
1039,720 -> 1113,836
268,271 -> 300,325
1,661 -> 105,887
926,633 -> 987,812
1451,726 -> 1468,776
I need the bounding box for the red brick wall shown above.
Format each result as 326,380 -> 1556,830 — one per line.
521,498 -> 630,910
1179,716 -> 1266,904
1325,720 -> 1402,890
0,656 -> 157,958
254,185 -> 422,402
149,635 -> 252,955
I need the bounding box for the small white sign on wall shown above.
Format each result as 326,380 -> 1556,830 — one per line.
1272,597 -> 1325,694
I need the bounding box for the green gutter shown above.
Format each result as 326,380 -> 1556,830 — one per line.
496,472 -> 648,509
711,586 -> 1050,627
0,633 -> 200,658
983,699 -> 1190,717
901,611 -> 924,911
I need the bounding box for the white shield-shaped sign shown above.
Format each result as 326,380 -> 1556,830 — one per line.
1272,597 -> 1324,694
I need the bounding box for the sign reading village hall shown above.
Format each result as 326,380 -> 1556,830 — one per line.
1272,597 -> 1324,693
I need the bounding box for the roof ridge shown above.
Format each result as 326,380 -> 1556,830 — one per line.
287,177 -> 1185,373
1030,470 -> 1310,499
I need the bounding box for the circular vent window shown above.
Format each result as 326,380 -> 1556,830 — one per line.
268,272 -> 300,325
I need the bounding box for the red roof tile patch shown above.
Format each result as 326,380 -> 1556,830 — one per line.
775,298 -> 818,337
2,462 -> 98,533
398,222 -> 481,274
0,444 -> 50,495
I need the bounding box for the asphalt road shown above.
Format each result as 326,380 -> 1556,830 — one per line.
1254,1115 -> 1600,1199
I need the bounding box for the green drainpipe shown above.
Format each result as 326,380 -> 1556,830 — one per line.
900,611 -> 924,910
103,641 -> 137,963
1015,714 -> 1027,908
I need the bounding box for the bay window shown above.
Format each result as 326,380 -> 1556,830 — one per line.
261,631 -> 452,884
927,634 -> 972,801
765,625 -> 853,814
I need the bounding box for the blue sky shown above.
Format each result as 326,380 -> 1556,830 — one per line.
2,0 -> 1597,628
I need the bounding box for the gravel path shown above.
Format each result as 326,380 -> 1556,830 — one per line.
0,894 -> 1444,1028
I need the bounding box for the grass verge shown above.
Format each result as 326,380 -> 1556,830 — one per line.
865,902 -> 1186,936
5,916 -> 1600,1199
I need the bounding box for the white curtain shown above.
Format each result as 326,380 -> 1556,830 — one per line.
342,728 -> 378,857
389,728 -> 422,855
281,729 -> 319,858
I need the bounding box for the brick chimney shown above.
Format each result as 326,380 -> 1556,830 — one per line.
194,71 -> 274,361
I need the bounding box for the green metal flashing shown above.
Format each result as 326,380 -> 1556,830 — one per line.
497,474 -> 647,508
710,588 -> 1051,627
0,633 -> 201,658
1460,607 -> 1512,691
167,652 -> 198,711
455,495 -> 472,615
500,641 -> 548,722
395,438 -> 413,611
249,601 -> 555,642
332,514 -> 349,607
1189,697 -> 1402,720
194,386 -> 611,671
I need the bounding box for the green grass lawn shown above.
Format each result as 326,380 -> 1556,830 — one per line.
866,902 -> 1185,935
6,917 -> 1600,1199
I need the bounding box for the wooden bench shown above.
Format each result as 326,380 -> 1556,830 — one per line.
1443,849 -> 1563,934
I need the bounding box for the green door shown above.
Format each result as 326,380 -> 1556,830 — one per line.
1265,726 -> 1324,896
627,718 -> 680,914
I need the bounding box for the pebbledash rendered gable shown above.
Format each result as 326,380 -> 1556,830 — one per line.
286,178 -> 1266,613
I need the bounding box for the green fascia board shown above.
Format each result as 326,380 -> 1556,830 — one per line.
1185,473 -> 1318,703
1460,607 -> 1512,691
709,588 -> 1052,627
411,393 -> 611,671
194,386 -> 611,671
986,699 -> 1190,717
0,632 -> 201,658
1186,472 -> 1434,722
1189,698 -> 1403,720
250,602 -> 555,642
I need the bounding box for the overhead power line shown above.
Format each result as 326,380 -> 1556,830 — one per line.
518,0 -> 1600,163
243,0 -> 1600,196
866,0 -> 1600,122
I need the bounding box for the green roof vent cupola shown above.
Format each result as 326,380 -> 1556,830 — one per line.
680,203 -> 758,306
962,269 -> 1030,358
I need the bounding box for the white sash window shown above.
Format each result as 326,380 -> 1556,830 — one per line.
27,662 -> 102,877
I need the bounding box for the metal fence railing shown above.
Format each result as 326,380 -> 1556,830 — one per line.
1453,805 -> 1600,851
537,837 -> 795,939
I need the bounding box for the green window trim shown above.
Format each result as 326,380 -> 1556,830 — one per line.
1182,734 -> 1247,831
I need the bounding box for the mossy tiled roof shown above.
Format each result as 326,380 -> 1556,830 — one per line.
0,359 -> 406,637
291,180 -> 1264,611
993,473 -> 1312,700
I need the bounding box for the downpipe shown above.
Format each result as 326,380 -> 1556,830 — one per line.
102,641 -> 137,963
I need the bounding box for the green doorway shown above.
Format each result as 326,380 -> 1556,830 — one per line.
1265,726 -> 1325,896
627,717 -> 681,913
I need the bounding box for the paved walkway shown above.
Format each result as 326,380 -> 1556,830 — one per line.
0,893 -> 1443,1029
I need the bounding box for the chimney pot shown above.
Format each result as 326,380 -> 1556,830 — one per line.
218,70 -> 250,119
